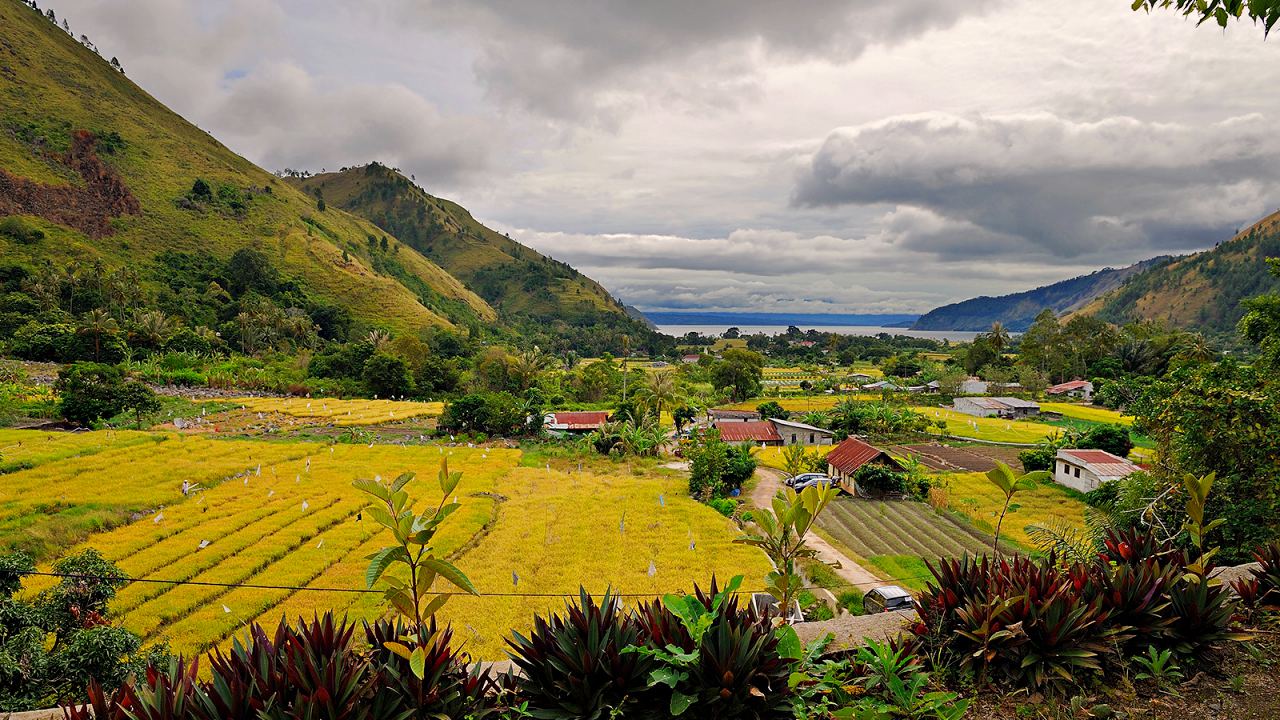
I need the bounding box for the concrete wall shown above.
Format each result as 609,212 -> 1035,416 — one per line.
1055,459 -> 1103,492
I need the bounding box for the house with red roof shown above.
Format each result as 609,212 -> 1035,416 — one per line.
543,411 -> 610,434
716,420 -> 782,445
825,437 -> 905,486
1054,448 -> 1139,492
1046,379 -> 1094,401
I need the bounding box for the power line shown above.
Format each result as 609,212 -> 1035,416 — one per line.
22,570 -> 935,599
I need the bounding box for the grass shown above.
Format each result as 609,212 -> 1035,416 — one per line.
219,397 -> 443,426
864,555 -> 932,591
14,432 -> 770,659
0,1 -> 494,333
1038,402 -> 1134,426
938,471 -> 1089,550
920,407 -> 1057,444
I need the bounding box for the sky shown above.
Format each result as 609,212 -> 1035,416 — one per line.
54,0 -> 1280,315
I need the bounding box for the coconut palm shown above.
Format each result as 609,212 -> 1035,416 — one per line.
638,371 -> 680,419
986,321 -> 1011,354
132,310 -> 175,349
78,308 -> 118,361
510,347 -> 555,392
1175,333 -> 1216,363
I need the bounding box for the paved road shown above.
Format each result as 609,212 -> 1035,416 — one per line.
749,467 -> 884,592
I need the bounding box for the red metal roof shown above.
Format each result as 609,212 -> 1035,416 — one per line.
826,437 -> 896,474
547,411 -> 609,429
1047,380 -> 1091,393
1058,449 -> 1139,479
717,421 -> 781,443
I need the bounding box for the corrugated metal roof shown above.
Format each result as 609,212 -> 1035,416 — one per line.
826,437 -> 897,474
1058,449 -> 1139,480
546,411 -> 609,430
1047,380 -> 1092,393
708,409 -> 760,419
769,418 -> 832,433
718,421 -> 781,443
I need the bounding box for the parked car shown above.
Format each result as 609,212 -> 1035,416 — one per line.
793,474 -> 834,491
863,585 -> 915,614
786,472 -> 826,488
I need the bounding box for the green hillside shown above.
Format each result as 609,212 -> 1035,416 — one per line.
1081,210 -> 1280,337
0,0 -> 495,336
288,164 -> 633,327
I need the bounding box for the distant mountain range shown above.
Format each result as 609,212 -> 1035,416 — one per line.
644,311 -> 920,328
913,209 -> 1280,336
911,258 -> 1170,332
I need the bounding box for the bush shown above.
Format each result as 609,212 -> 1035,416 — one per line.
438,392 -> 525,436
0,550 -> 164,712
708,497 -> 736,517
1018,445 -> 1056,472
55,362 -> 127,426
362,352 -> 414,398
852,464 -> 907,495
0,216 -> 44,244
1081,423 -> 1133,458
756,400 -> 789,420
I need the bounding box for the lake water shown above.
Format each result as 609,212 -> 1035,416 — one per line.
656,324 -> 981,342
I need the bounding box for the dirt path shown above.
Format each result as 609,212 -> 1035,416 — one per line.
749,467 -> 884,592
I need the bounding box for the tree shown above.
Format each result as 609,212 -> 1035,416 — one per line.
723,326 -> 741,339
225,247 -> 278,297
1133,0 -> 1279,36
780,443 -> 808,478
55,363 -> 128,427
1239,258 -> 1280,370
638,370 -> 680,419
755,400 -> 789,420
686,429 -> 729,500
120,381 -> 161,429
710,348 -> 764,402
672,405 -> 697,433
1081,423 -> 1134,458
363,352 -> 414,398
734,484 -> 837,624
984,462 -> 1050,554
78,308 -> 118,362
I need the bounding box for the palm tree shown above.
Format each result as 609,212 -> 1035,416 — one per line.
1175,333 -> 1216,364
639,371 -> 680,419
365,329 -> 392,352
986,321 -> 1011,354
78,308 -> 118,361
132,310 -> 175,349
510,347 -> 555,392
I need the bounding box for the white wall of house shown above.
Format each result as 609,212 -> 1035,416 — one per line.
1055,458 -> 1104,492
769,420 -> 834,446
953,397 -> 998,417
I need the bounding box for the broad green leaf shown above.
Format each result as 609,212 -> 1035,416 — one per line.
775,625 -> 803,660
383,640 -> 412,660
422,557 -> 478,595
353,477 -> 389,502
364,546 -> 402,589
390,472 -> 414,493
669,690 -> 695,716
409,647 -> 426,678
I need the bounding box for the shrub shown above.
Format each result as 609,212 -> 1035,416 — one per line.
506,589 -> 654,720
708,497 -> 736,517
364,617 -> 498,719
755,400 -> 789,420
438,392 -> 525,436
852,464 -> 907,495
1081,423 -> 1133,458
0,216 -> 45,244
362,352 -> 414,398
1252,541 -> 1280,605
1018,445 -> 1056,472
55,362 -> 128,426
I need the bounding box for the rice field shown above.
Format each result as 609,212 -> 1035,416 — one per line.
11,431 -> 770,660
1038,402 -> 1133,426
754,444 -> 835,471
0,428 -> 152,473
721,394 -> 880,413
220,397 -> 444,426
937,471 -> 1088,550
920,407 -> 1057,444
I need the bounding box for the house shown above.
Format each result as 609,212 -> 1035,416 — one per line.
825,437 -> 905,486
1047,379 -> 1094,401
543,411 -> 610,433
707,408 -> 761,424
862,380 -> 901,391
952,397 -> 1040,419
957,378 -> 989,394
847,372 -> 873,382
1054,449 -> 1139,492
716,421 -> 782,446
680,353 -> 702,364
768,418 -> 835,446
906,381 -> 939,394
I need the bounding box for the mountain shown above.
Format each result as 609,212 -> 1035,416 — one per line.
286,165 -> 639,331
910,259 -> 1168,332
1078,210 -> 1280,336
0,0 -> 497,335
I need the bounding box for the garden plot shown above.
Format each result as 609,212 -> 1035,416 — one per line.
817,497 -> 995,565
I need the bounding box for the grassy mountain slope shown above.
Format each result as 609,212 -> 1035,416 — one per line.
1079,210 -> 1280,336
0,0 -> 494,333
288,164 -> 633,326
911,258 -> 1169,332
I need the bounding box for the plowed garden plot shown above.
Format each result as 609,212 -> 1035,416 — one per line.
896,444 -> 1025,472
815,497 -> 1000,587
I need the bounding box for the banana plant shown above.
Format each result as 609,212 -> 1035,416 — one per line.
354,458 -> 478,678
735,484 -> 837,623
984,462 -> 1050,555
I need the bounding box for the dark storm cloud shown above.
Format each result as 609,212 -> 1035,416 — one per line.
398,0 -> 1002,121
794,112 -> 1280,259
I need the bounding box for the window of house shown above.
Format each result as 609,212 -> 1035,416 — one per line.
809,433 -> 815,443
791,434 -> 797,443
1074,467 -> 1080,478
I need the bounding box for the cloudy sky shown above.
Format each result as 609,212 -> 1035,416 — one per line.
57,0 -> 1280,315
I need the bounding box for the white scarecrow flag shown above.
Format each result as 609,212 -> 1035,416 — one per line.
222,605 -> 231,614
198,540 -> 210,549
647,560 -> 657,577
152,510 -> 164,524
301,500 -> 310,511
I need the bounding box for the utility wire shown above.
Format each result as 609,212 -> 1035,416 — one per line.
21,570 -> 935,599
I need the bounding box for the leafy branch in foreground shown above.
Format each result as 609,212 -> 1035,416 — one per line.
1132,0 -> 1280,37
735,484 -> 836,623
354,458 -> 478,678
983,462 -> 1050,555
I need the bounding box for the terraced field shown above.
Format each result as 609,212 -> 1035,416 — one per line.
0,428 -> 152,474
221,397 -> 443,426
939,471 -> 1088,549
11,430 -> 769,659
721,394 -> 880,413
816,497 -> 996,567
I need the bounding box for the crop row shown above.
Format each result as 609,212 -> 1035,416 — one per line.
817,498 -> 991,562
0,429 -> 152,474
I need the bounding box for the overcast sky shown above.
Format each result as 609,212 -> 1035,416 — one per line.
57,0 -> 1280,314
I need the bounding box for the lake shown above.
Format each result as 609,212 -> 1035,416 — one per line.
656,324 -> 981,342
